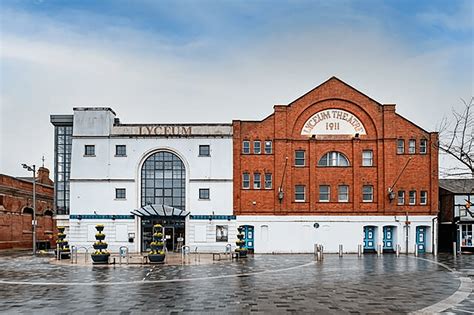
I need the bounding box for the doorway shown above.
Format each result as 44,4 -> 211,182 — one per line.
363,226 -> 376,253
141,217 -> 185,252
416,226 -> 426,254
383,226 -> 395,252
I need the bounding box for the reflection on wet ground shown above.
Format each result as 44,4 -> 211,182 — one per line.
0,252 -> 472,313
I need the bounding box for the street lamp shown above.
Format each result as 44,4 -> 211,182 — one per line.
22,163 -> 36,256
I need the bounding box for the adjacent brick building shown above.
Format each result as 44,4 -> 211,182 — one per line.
0,167 -> 56,250
233,77 -> 438,253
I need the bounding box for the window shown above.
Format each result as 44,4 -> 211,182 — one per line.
420,191 -> 428,205
115,188 -> 126,199
409,190 -> 416,205
397,139 -> 404,154
319,185 -> 330,202
242,141 -> 250,154
295,185 -> 305,202
295,150 -> 305,166
253,173 -> 261,189
115,145 -> 126,156
242,173 -> 250,189
460,224 -> 473,248
362,186 -> 373,202
338,185 -> 349,202
398,191 -> 405,205
264,173 -> 272,189
318,151 -> 349,167
254,141 -> 261,154
199,188 -> 210,200
362,150 -> 373,166
84,145 -> 95,156
216,225 -> 228,242
408,140 -> 416,154
199,145 -> 210,156
420,139 -> 427,154
264,141 -> 272,154
140,151 -> 185,209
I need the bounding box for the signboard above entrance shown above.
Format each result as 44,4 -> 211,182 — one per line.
301,109 -> 366,136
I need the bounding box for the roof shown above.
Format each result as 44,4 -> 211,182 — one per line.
439,179 -> 474,194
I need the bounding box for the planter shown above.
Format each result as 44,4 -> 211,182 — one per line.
150,245 -> 164,251
148,254 -> 165,263
91,253 -> 109,264
95,225 -> 105,232
95,233 -> 106,241
237,249 -> 248,258
93,243 -> 108,250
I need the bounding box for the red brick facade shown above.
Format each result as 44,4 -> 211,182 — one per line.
0,168 -> 56,250
233,77 -> 438,216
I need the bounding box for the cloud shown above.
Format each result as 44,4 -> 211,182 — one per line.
0,2 -> 472,176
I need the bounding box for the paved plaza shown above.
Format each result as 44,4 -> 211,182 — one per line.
0,252 -> 473,314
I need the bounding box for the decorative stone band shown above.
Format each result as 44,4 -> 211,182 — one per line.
190,215 -> 236,220
70,214 -> 134,220
301,108 -> 366,136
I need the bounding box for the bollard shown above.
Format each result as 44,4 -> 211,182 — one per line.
377,244 -> 382,257
453,242 -> 457,258
414,244 -> 418,257
314,244 -> 319,256
396,244 -> 400,257
433,243 -> 437,257
357,244 -> 362,257
338,244 -> 343,257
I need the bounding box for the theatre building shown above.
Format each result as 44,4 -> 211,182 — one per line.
51,77 -> 438,254
51,108 -> 234,253
233,77 -> 438,253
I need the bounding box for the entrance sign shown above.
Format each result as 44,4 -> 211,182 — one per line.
301,109 -> 366,136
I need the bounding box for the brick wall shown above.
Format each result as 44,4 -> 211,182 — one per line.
0,173 -> 56,250
233,77 -> 438,216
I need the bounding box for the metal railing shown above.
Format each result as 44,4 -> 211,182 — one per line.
181,245 -> 190,264
119,246 -> 129,265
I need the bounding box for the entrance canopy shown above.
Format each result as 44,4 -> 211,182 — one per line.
131,204 -> 190,218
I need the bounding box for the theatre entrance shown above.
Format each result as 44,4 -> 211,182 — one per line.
141,217 -> 185,252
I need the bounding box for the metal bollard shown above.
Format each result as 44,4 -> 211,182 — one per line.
396,244 -> 400,257
414,244 -> 418,257
453,242 -> 457,258
338,244 -> 343,257
377,244 -> 382,257
357,244 -> 362,257
320,245 -> 324,260
433,243 -> 437,256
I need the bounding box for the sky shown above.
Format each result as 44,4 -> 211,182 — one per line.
0,0 -> 473,177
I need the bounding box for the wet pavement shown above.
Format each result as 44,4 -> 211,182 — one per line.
0,252 -> 472,314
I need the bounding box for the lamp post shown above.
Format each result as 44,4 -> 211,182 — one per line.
22,163 -> 36,256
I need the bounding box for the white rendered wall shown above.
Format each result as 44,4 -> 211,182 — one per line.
186,219 -> 238,252
67,219 -> 137,252
237,215 -> 436,254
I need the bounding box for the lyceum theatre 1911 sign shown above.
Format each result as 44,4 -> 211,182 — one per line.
301,109 -> 366,136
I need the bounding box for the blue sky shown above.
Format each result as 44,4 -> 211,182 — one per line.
0,0 -> 473,176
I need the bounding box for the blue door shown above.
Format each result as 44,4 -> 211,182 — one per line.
383,226 -> 394,251
364,226 -> 376,251
416,226 -> 426,253
243,225 -> 254,252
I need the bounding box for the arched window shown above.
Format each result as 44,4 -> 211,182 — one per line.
318,151 -> 350,167
141,151 -> 185,209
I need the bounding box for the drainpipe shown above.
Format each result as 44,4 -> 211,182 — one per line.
432,216 -> 438,255
405,212 -> 409,254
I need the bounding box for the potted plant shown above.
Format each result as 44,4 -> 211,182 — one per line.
91,224 -> 109,264
148,224 -> 166,263
56,226 -> 70,259
235,226 -> 248,258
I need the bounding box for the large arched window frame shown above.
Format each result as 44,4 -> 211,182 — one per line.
140,151 -> 186,210
318,151 -> 350,167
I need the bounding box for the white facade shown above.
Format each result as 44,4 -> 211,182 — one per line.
66,108 -> 234,252
236,215 -> 435,254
